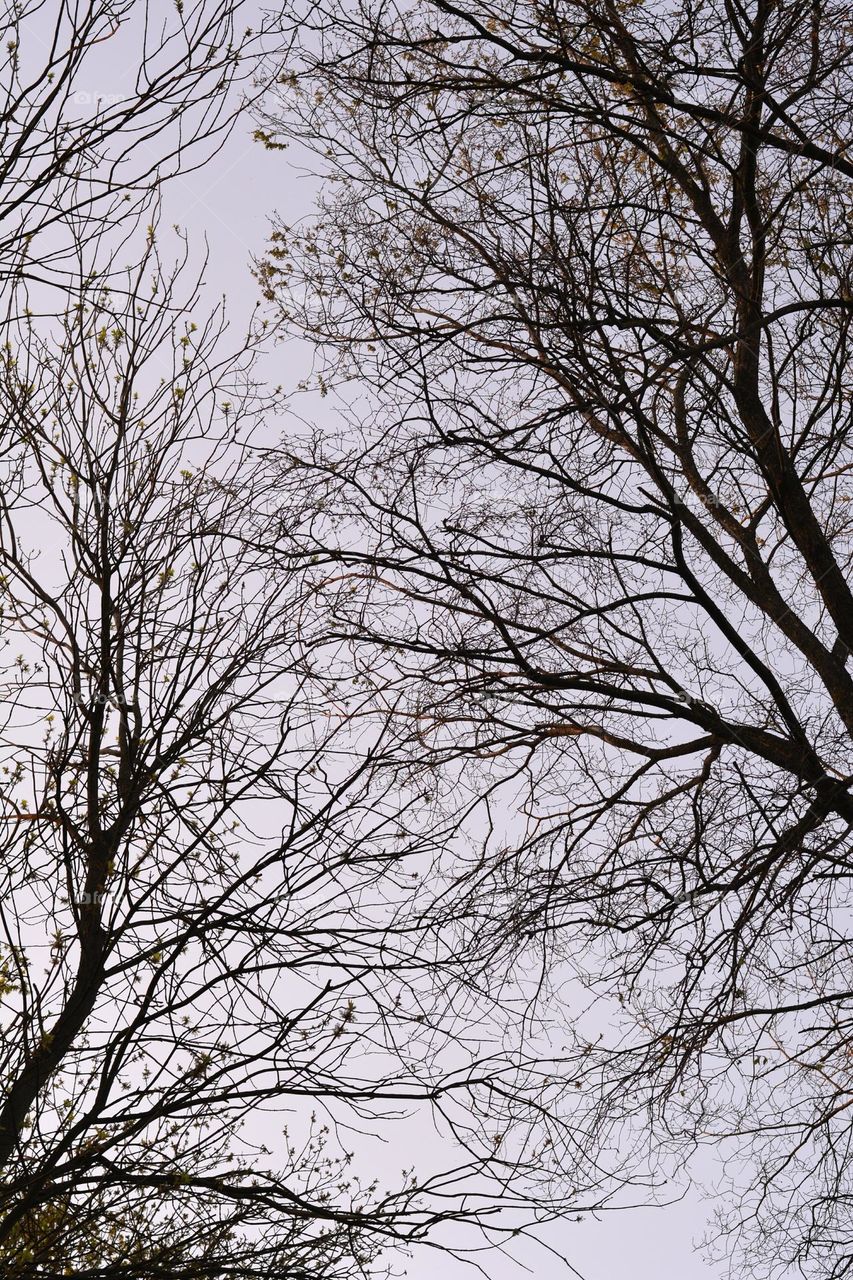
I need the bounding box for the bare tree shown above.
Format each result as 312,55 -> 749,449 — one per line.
261,1 -> 853,1274
0,227 -> 363,1275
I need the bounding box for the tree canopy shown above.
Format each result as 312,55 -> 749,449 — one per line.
259,1 -> 853,1274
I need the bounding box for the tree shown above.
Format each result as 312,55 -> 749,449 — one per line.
261,1 -> 853,1274
0,223 -> 394,1276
